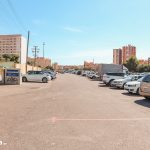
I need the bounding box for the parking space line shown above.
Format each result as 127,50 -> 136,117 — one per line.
51,117 -> 150,123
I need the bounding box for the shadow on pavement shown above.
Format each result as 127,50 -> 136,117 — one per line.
135,99 -> 150,108
110,87 -> 124,90
23,81 -> 49,84
122,92 -> 141,97
98,84 -> 108,87
90,79 -> 100,81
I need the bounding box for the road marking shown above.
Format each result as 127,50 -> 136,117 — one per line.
0,141 -> 7,146
51,117 -> 150,123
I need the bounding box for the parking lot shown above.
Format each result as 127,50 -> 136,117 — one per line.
0,74 -> 150,150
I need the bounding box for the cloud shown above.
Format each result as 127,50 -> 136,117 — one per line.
64,27 -> 83,32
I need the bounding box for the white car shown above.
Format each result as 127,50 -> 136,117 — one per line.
82,71 -> 90,76
102,72 -> 126,86
124,77 -> 144,94
112,75 -> 143,89
22,71 -> 51,83
0,75 -> 2,81
87,71 -> 96,78
88,73 -> 100,79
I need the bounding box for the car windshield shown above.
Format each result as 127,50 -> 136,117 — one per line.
137,77 -> 144,82
124,76 -> 132,80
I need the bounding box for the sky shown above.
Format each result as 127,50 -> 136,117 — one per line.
0,0 -> 150,65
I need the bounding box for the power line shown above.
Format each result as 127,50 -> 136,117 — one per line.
6,0 -> 27,32
32,46 -> 40,67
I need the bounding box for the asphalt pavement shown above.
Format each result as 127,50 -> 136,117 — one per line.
0,74 -> 150,150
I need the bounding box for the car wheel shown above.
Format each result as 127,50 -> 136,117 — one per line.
42,77 -> 48,83
123,83 -> 126,89
136,88 -> 140,95
109,80 -> 114,87
22,77 -> 27,82
144,97 -> 150,100
92,76 -> 96,79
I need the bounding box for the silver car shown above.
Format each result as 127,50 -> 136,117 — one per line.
140,74 -> 150,99
22,71 -> 51,83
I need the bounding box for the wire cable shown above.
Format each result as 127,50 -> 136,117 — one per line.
6,0 -> 27,33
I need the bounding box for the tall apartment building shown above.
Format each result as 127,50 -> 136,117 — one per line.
113,49 -> 122,64
148,57 -> 150,64
0,34 -> 27,64
122,44 -> 136,64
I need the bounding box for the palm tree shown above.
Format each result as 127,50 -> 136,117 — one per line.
2,54 -> 10,62
10,55 -> 19,63
14,55 -> 19,63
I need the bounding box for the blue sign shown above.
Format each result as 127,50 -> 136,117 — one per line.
6,70 -> 19,73
6,73 -> 19,77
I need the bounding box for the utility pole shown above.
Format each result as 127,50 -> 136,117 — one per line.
32,46 -> 40,67
43,42 -> 45,58
26,31 -> 30,73
93,58 -> 95,64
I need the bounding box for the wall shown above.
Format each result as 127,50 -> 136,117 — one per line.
0,62 -> 15,68
21,36 -> 27,64
15,64 -> 41,74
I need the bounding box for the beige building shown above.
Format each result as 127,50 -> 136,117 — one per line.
0,34 -> 27,64
84,61 -> 99,71
27,57 -> 51,68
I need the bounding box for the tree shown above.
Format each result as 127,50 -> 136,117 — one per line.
0,57 -> 2,62
137,64 -> 150,72
45,66 -> 54,71
124,56 -> 139,72
27,61 -> 32,65
2,54 -> 10,62
13,55 -> 19,63
10,55 -> 19,63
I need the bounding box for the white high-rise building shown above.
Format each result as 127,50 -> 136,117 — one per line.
0,34 -> 27,64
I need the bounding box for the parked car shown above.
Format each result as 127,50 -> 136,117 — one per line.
112,75 -> 143,89
124,76 -> 144,94
102,72 -> 126,86
87,71 -> 96,78
0,74 -> 2,81
88,72 -> 100,79
82,71 -> 90,76
76,70 -> 82,75
43,70 -> 56,80
22,71 -> 51,83
140,74 -> 150,99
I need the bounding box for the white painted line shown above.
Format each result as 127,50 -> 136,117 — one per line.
51,117 -> 150,122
